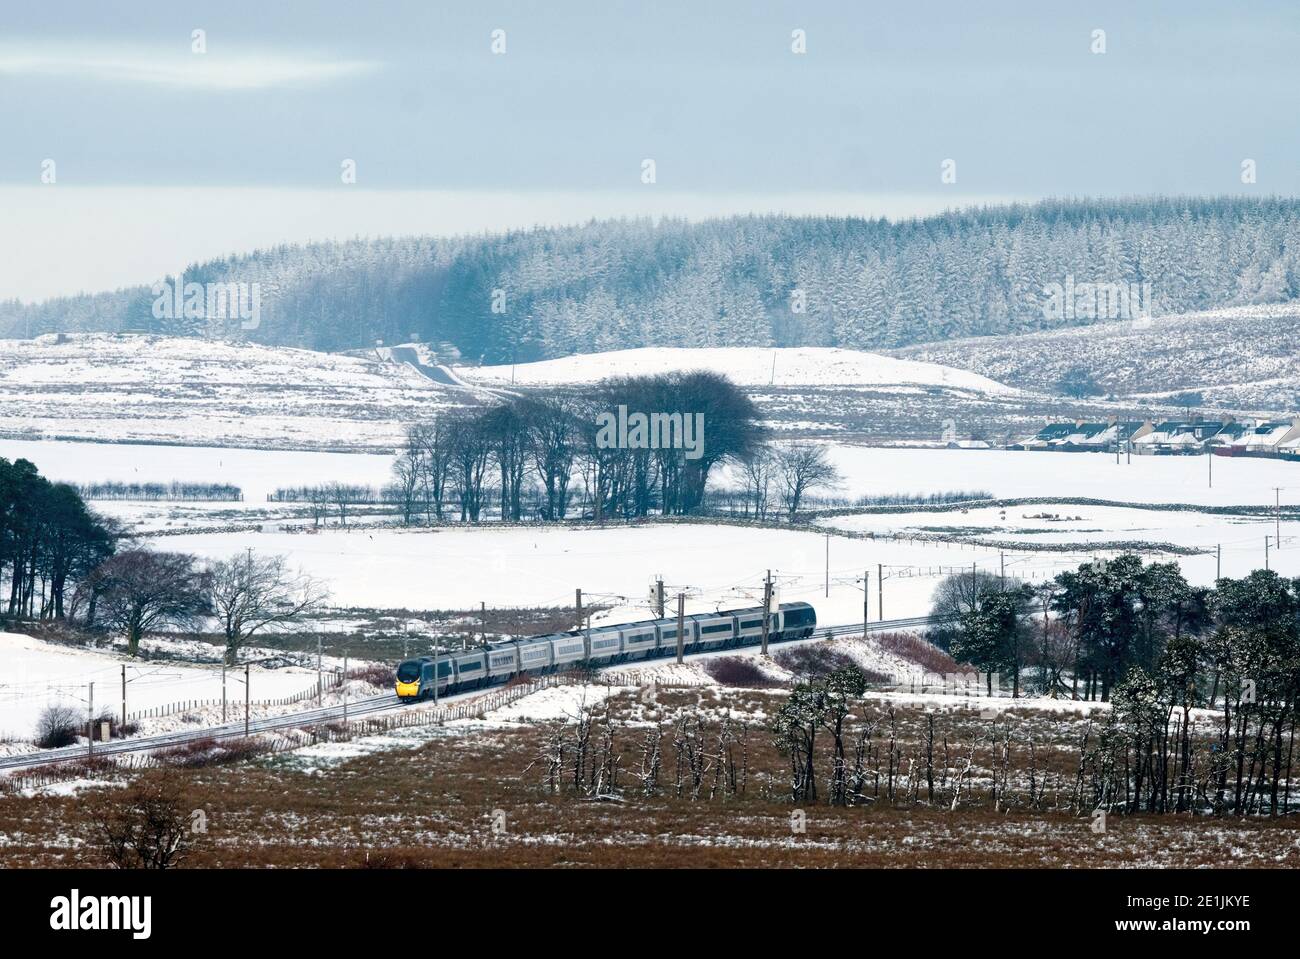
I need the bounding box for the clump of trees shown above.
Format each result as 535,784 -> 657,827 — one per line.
390,372 -> 765,524
529,698 -> 753,802
1,457 -> 117,621
923,554 -> 1300,816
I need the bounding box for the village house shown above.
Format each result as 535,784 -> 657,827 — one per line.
1020,414 -> 1300,460
1017,418 -> 1152,452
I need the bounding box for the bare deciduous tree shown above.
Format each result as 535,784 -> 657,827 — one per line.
775,442 -> 841,521
89,771 -> 195,869
93,549 -> 209,655
207,552 -> 329,665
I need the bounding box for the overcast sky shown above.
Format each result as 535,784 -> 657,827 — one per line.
2,1 -> 1297,301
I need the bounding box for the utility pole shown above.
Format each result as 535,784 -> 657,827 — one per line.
825,532 -> 830,598
87,682 -> 94,759
121,665 -> 126,728
1216,543 -> 1221,581
244,664 -> 250,737
877,564 -> 883,621
575,588 -> 583,632
676,592 -> 686,665
481,601 -> 487,647
317,635 -> 323,707
1000,551 -> 1006,587
654,577 -> 665,618
222,664 -> 227,723
761,570 -> 772,656
343,649 -> 349,723
432,643 -> 439,706
1274,487 -> 1283,545
861,570 -> 869,640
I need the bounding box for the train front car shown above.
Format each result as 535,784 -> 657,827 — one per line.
778,602 -> 817,641
395,657 -> 425,700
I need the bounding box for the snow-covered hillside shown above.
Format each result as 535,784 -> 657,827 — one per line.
457,346 -> 1019,394
891,304 -> 1300,413
0,333 -> 472,451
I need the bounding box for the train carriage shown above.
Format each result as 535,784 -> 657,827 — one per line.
452,651 -> 488,688
487,646 -> 519,678
692,612 -> 736,649
621,623 -> 658,659
656,620 -> 691,654
735,606 -> 772,643
550,633 -> 587,666
516,636 -> 553,672
587,627 -> 622,662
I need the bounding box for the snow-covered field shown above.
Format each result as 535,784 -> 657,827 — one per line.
0,631 -> 318,742
816,501 -> 1288,568
141,519 -> 1266,636
0,438 -> 394,505
0,333 -> 468,450
816,446 -> 1300,508
9,438 -> 1298,519
456,346 -> 1019,394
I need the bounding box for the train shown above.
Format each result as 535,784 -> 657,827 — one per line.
394,601 -> 817,701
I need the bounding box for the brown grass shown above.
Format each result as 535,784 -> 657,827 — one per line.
0,688 -> 1295,868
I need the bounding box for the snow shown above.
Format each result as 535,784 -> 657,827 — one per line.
818,445 -> 1300,508
0,333 -> 464,450
487,683 -> 618,722
0,631 -> 319,741
0,438 -> 395,505
456,346 -> 1019,394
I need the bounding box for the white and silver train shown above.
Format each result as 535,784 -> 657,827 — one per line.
394,602 -> 817,700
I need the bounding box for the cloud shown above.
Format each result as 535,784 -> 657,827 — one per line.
0,43 -> 379,91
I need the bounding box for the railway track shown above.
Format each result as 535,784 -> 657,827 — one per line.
0,614 -> 943,774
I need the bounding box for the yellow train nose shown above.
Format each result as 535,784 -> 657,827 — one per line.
395,680 -> 421,698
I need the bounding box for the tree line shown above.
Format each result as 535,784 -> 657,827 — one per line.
71,480 -> 243,502
8,197 -> 1300,362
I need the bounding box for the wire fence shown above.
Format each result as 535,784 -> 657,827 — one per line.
126,670 -> 343,722
0,669 -> 714,794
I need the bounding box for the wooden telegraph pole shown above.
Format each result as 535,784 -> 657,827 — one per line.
761,570 -> 772,657
676,592 -> 686,665
862,569 -> 869,640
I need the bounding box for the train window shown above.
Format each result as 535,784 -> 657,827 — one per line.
397,661 -> 420,682
701,623 -> 732,634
